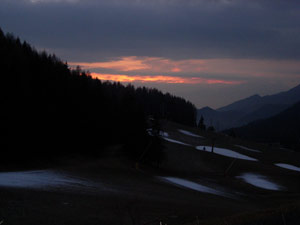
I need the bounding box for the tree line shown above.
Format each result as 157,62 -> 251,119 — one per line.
0,28 -> 196,166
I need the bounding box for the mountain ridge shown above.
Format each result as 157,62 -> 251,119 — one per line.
198,83 -> 300,130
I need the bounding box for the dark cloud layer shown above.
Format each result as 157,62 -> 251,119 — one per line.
1,0 -> 300,61
1,0 -> 300,108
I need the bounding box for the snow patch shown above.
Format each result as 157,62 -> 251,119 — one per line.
159,176 -> 231,198
237,173 -> 282,191
160,131 -> 169,137
0,170 -> 98,190
275,163 -> 300,172
146,128 -> 153,136
163,137 -> 191,146
147,128 -> 169,137
178,129 -> 203,138
235,145 -> 261,153
196,146 -> 257,161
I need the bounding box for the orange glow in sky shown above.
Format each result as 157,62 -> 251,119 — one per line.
69,56 -> 300,86
70,57 -> 300,79
70,56 -> 150,71
91,73 -> 243,84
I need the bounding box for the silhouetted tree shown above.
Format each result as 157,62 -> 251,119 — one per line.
142,117 -> 165,167
198,115 -> 206,130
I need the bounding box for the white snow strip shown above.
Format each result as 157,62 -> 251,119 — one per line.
275,163 -> 300,172
196,146 -> 257,161
146,128 -> 153,136
237,173 -> 282,191
0,170 -> 96,189
163,137 -> 191,146
160,131 -> 169,137
178,129 -> 203,138
235,145 -> 261,153
147,129 -> 169,137
159,176 -> 230,198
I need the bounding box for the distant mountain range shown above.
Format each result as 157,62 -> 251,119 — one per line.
229,101 -> 300,150
197,83 -> 300,130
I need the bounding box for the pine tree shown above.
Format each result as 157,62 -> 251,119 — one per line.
198,115 -> 206,130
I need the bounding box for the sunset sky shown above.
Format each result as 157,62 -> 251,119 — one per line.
1,0 -> 300,108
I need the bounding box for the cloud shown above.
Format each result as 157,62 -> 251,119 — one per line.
1,0 -> 299,61
70,57 -> 300,79
90,73 -> 244,84
1,0 -> 300,108
70,57 -> 150,71
28,0 -> 79,3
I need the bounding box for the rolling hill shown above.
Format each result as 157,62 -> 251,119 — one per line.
2,119 -> 300,225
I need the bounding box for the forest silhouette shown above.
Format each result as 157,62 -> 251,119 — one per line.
0,28 -> 196,166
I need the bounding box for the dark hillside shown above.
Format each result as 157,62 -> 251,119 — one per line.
229,101 -> 300,151
218,94 -> 262,113
0,28 -> 196,166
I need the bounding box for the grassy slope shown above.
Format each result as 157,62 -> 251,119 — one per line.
1,120 -> 300,225
159,121 -> 300,225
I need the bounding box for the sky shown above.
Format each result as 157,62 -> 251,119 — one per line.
1,0 -> 300,108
